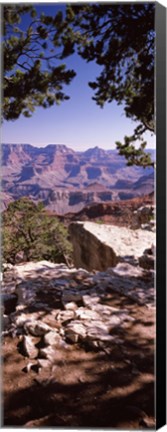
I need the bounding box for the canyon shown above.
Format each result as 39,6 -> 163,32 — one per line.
2,144 -> 154,214
2,143 -> 156,428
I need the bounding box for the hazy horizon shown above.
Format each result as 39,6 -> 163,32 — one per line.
2,141 -> 155,152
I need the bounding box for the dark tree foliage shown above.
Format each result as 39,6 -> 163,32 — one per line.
2,3 -> 155,167
62,3 -> 155,167
3,5 -> 76,120
2,197 -> 73,265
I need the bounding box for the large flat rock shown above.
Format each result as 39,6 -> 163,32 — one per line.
69,222 -> 155,271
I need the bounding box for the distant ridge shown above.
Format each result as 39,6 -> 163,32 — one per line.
2,143 -> 154,214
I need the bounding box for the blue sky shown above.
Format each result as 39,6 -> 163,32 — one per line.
2,4 -> 155,151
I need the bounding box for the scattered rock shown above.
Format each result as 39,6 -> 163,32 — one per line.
2,253 -> 155,364
22,362 -> 37,373
86,327 -> 114,342
82,294 -> 100,307
42,313 -> 61,329
139,254 -> 154,270
37,359 -> 51,370
65,321 -> 87,343
24,320 -> 52,336
61,293 -> 82,307
3,263 -> 14,271
21,335 -> 38,359
56,310 -> 75,323
39,346 -> 56,361
63,301 -> 78,311
65,331 -> 79,344
112,262 -> 143,277
43,331 -> 62,346
75,307 -> 100,321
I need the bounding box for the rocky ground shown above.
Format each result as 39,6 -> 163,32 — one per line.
2,250 -> 155,428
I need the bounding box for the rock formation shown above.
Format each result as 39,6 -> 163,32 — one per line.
2,144 -> 154,213
69,222 -> 155,271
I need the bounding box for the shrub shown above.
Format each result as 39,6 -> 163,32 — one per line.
2,197 -> 73,265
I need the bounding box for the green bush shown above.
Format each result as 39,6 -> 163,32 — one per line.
2,197 -> 73,265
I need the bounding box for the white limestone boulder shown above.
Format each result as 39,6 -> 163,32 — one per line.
69,222 -> 155,271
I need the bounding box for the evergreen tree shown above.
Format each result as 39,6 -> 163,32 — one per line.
62,3 -> 155,167
2,3 -> 155,167
2,197 -> 73,265
3,5 -> 76,120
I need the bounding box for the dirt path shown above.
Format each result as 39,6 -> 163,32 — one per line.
2,291 -> 155,429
